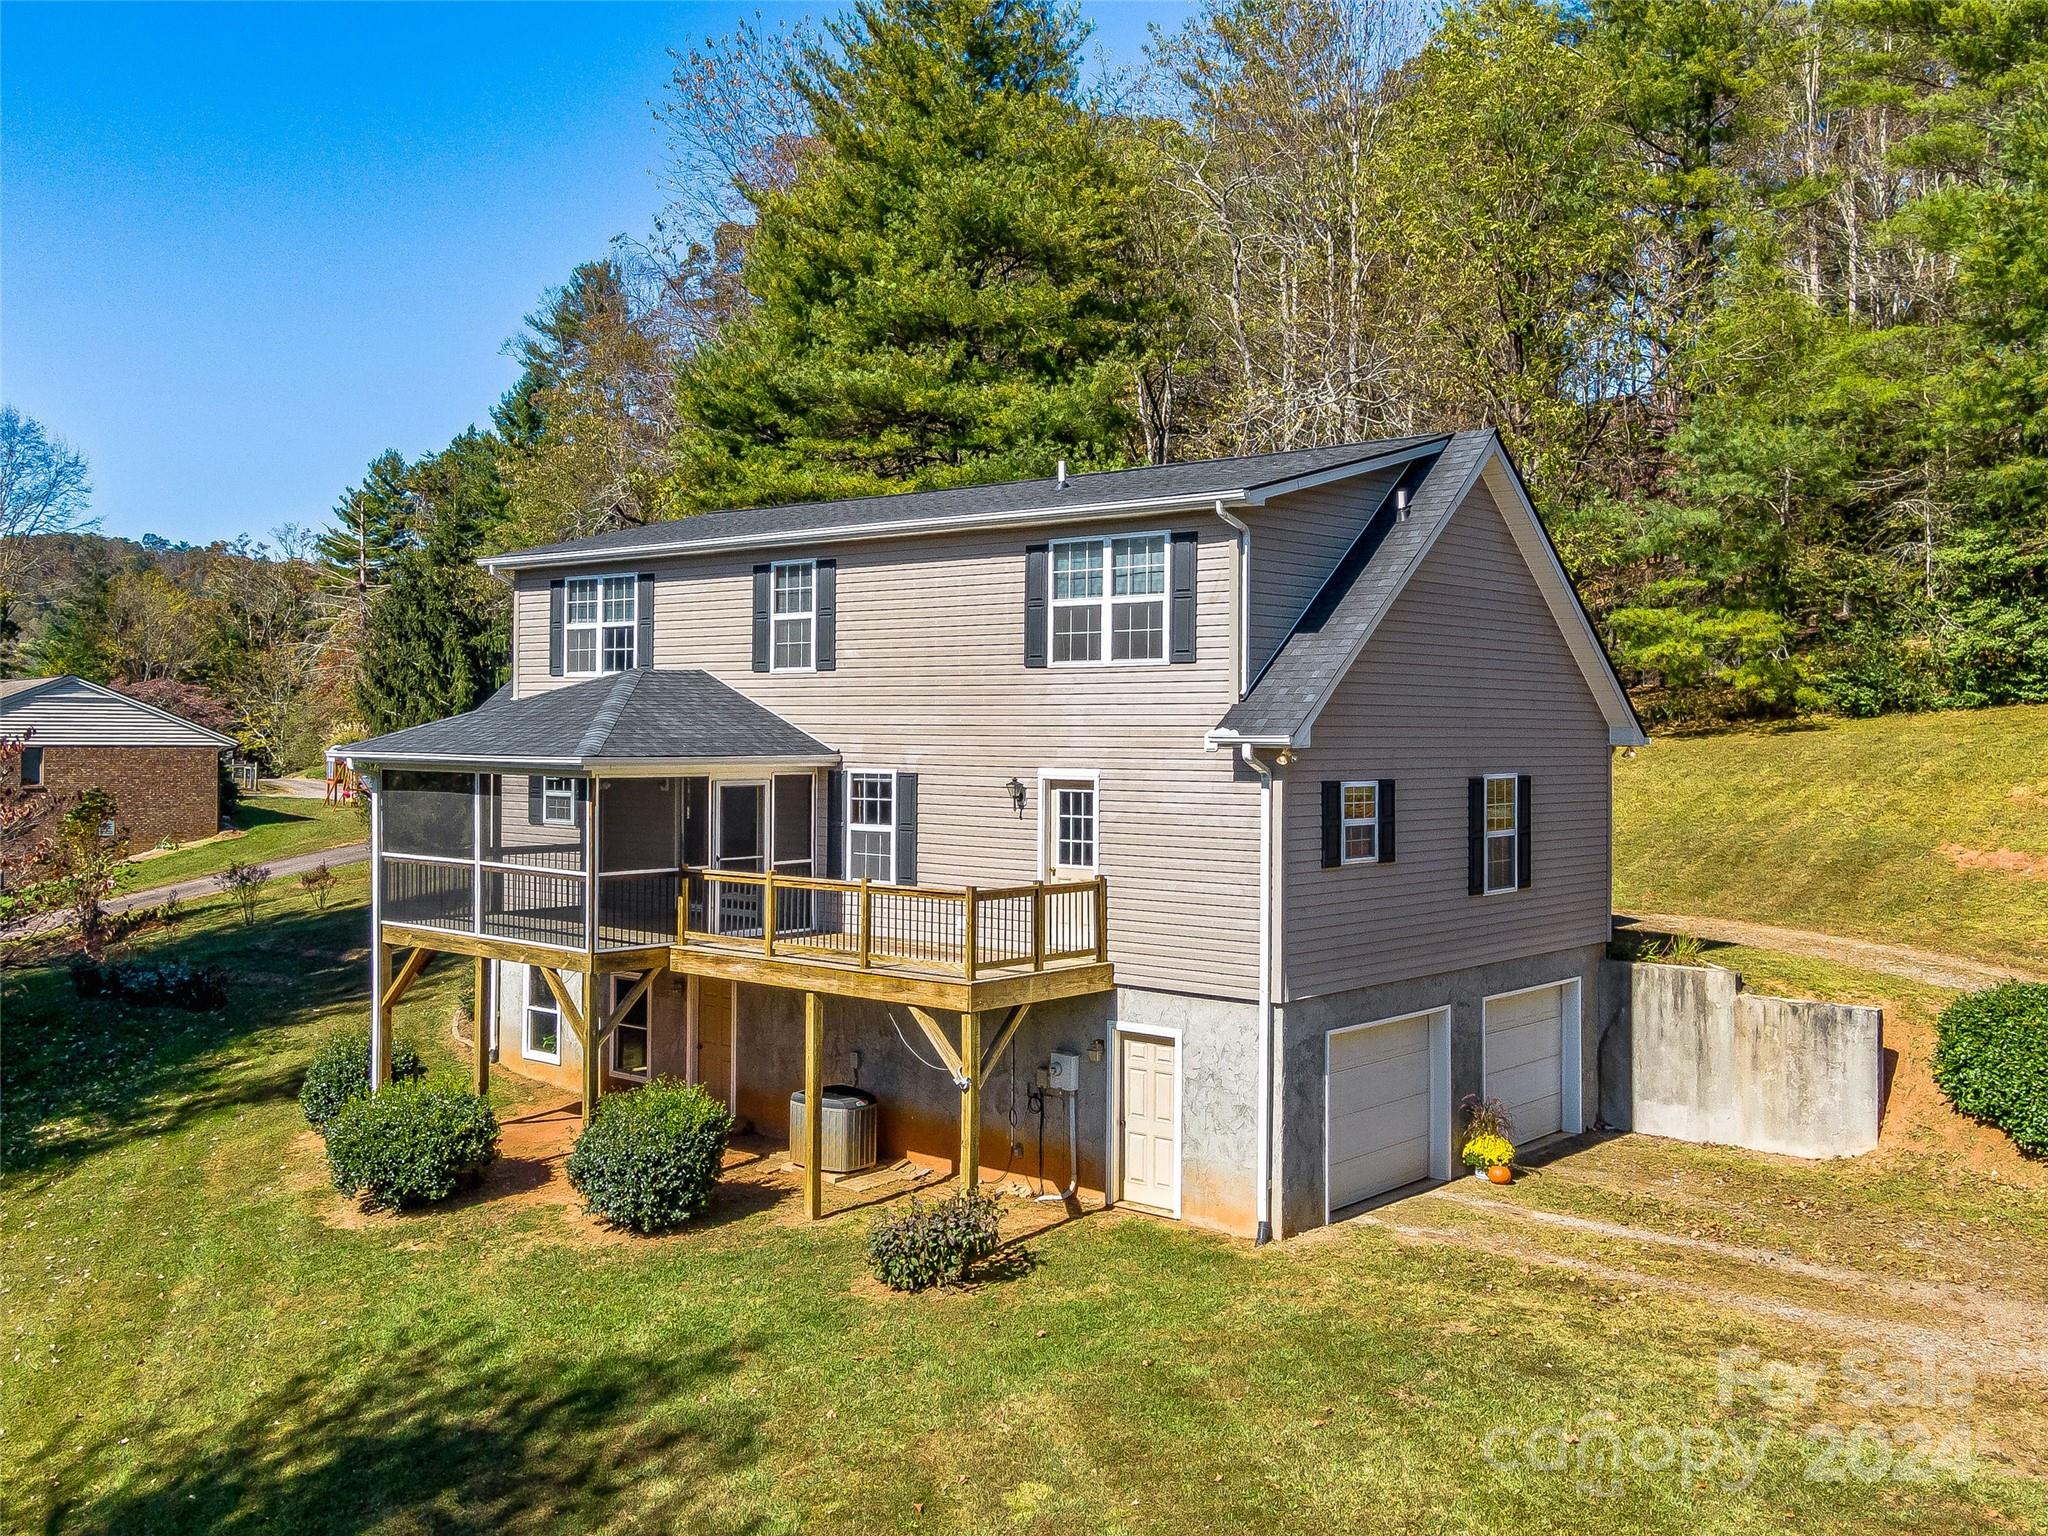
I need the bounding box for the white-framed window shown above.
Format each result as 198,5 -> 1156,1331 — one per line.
1050,532 -> 1169,665
609,977 -> 650,1081
771,560 -> 816,672
541,776 -> 577,827
1053,783 -> 1097,870
1484,774 -> 1519,894
846,771 -> 895,884
564,573 -> 637,675
524,965 -> 562,1063
1341,781 -> 1380,864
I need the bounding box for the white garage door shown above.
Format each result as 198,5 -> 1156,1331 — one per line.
1326,1011 -> 1439,1213
1484,985 -> 1566,1142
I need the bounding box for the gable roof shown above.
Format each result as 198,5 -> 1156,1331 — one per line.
479,435 -> 1451,572
335,669 -> 836,772
0,675 -> 237,749
1212,431 -> 1647,749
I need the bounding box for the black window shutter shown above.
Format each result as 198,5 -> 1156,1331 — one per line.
815,559 -> 837,671
894,771 -> 918,885
548,579 -> 565,677
1320,781 -> 1343,868
1023,544 -> 1048,667
1378,779 -> 1397,863
1467,777 -> 1485,895
575,777 -> 589,829
527,775 -> 544,826
1170,530 -> 1198,664
825,769 -> 845,878
1516,774 -> 1533,889
635,574 -> 654,669
751,565 -> 771,672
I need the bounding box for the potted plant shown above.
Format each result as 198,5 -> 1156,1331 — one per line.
1459,1094 -> 1516,1184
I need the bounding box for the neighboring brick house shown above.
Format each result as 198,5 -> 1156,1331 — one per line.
0,676 -> 234,848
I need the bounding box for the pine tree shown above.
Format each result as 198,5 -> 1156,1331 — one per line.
30,573 -> 113,680
671,0 -> 1145,510
316,450 -> 416,626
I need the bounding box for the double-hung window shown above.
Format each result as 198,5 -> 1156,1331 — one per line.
541,776 -> 577,827
847,772 -> 896,883
609,977 -> 650,1080
1483,774 -> 1519,894
564,574 -> 637,674
1050,533 -> 1168,664
524,965 -> 562,1063
1340,781 -> 1380,864
771,561 -> 815,671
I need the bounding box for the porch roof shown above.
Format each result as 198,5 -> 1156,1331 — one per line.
337,669 -> 837,773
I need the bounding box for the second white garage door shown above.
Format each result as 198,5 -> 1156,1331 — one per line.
1326,1010 -> 1445,1215
1483,984 -> 1570,1142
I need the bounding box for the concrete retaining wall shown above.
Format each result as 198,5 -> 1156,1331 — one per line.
1598,960 -> 1882,1158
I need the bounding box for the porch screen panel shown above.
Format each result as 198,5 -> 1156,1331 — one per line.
495,776 -> 586,871
381,771 -> 476,859
600,778 -> 677,872
772,773 -> 818,938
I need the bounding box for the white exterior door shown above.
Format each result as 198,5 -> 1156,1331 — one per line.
1484,985 -> 1567,1142
1326,1011 -> 1439,1213
1119,1033 -> 1178,1214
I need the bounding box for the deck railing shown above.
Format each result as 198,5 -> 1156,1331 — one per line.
379,855 -> 682,953
679,868 -> 1106,978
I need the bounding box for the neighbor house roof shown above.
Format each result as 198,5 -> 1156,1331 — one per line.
335,669 -> 836,772
0,675 -> 237,749
479,435 -> 1452,571
1211,431 -> 1647,749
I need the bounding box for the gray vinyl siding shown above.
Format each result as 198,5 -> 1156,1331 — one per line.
510,517 -> 1262,999
1244,468 -> 1400,678
0,677 -> 231,748
1279,483 -> 1612,1001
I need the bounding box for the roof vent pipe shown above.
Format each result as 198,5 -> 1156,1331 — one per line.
1056,459 -> 1067,489
1395,485 -> 1411,521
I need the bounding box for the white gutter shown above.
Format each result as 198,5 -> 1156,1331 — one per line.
1240,743 -> 1275,1246
479,490 -> 1254,573
1214,500 -> 1251,698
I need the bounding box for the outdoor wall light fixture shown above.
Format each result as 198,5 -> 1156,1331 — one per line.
1004,777 -> 1028,817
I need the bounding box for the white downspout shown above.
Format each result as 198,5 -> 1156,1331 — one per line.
1215,501 -> 1251,697
1241,743 -> 1274,1245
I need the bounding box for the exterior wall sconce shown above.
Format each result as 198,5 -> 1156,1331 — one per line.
1004,777 -> 1027,817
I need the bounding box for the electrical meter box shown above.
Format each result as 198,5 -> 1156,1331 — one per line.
1047,1051 -> 1081,1093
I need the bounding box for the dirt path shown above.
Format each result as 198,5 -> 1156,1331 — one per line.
1616,910 -> 2048,990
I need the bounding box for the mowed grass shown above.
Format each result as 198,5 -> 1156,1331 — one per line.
4,880 -> 2044,1534
121,794 -> 362,892
1615,704 -> 2048,972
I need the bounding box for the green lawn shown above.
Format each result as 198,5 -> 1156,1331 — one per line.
1615,704 -> 2048,973
4,879 -> 2043,1535
120,794 -> 362,893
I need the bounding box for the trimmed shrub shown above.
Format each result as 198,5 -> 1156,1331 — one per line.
326,1080 -> 499,1207
300,1029 -> 425,1133
566,1080 -> 734,1233
865,1190 -> 1002,1292
1933,982 -> 2048,1156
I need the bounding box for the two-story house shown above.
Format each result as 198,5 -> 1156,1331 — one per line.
339,429 -> 1645,1240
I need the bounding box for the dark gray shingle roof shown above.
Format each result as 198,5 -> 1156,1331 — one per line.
1217,430 -> 1497,740
484,436 -> 1448,568
337,670 -> 834,767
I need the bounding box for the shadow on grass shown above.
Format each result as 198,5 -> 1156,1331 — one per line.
38,1331 -> 766,1536
0,899 -> 380,1184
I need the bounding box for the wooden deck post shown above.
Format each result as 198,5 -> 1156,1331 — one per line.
958,1008 -> 982,1191
962,887 -> 979,979
802,990 -> 824,1221
371,941 -> 394,1089
472,955 -> 490,1097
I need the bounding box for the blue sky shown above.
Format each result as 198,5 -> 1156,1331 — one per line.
2,1 -> 1185,549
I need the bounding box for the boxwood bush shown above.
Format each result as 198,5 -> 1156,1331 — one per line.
1933,981 -> 2048,1156
565,1080 -> 734,1233
325,1081 -> 499,1208
866,1190 -> 1002,1292
300,1029 -> 425,1132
